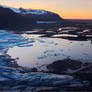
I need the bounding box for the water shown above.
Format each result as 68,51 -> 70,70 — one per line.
0,30 -> 35,53
0,30 -> 92,70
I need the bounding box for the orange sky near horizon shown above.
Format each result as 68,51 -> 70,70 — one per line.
0,0 -> 92,19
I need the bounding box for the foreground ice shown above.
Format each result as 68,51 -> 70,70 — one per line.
0,54 -> 74,91
0,30 -> 35,53
0,29 -> 91,91
0,50 -> 90,91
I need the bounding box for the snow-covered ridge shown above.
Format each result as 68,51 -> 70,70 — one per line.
0,5 -> 20,13
0,5 -> 54,15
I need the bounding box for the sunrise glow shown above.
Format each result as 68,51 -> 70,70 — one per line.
0,0 -> 92,19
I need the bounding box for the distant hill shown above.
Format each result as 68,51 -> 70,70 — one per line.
0,5 -> 63,28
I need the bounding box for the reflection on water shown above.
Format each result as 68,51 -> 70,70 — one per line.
7,33 -> 92,69
0,30 -> 92,69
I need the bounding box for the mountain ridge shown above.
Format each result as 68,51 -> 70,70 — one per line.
0,5 -> 63,28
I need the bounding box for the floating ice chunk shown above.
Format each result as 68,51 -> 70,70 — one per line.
37,39 -> 46,43
46,53 -> 54,57
37,55 -> 47,59
17,42 -> 34,47
58,28 -> 62,31
44,50 -> 55,54
48,41 -> 55,44
0,30 -> 35,52
54,53 -> 61,56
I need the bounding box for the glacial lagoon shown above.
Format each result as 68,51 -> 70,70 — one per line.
0,30 -> 91,70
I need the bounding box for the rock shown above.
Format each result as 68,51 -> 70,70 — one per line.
47,58 -> 82,74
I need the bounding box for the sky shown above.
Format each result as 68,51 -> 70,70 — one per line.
0,0 -> 92,19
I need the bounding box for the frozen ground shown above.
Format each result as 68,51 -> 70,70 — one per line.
0,29 -> 92,91
0,30 -> 74,91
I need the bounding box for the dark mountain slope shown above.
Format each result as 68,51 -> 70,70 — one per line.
0,5 -> 63,28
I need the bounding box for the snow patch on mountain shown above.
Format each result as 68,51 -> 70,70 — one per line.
19,8 -> 54,15
0,5 -> 55,15
0,5 -> 20,13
